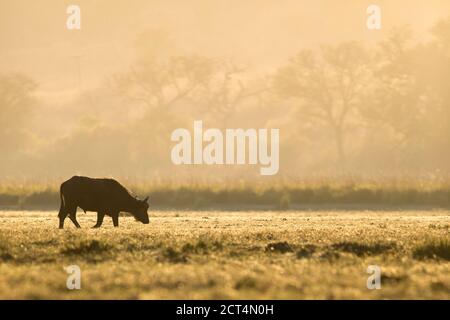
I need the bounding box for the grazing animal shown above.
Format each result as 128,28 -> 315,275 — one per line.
58,176 -> 150,229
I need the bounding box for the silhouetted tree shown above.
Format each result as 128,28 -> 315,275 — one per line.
416,18 -> 450,168
114,55 -> 215,112
193,60 -> 269,126
112,43 -> 218,170
274,42 -> 372,164
359,28 -> 426,150
0,73 -> 36,153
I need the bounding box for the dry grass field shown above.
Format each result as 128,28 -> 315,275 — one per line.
0,210 -> 449,299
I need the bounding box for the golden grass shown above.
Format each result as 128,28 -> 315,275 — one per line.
0,210 -> 448,299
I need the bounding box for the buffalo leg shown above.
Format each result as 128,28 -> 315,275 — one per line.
69,215 -> 81,228
112,212 -> 119,227
93,212 -> 105,228
58,206 -> 68,229
67,207 -> 81,228
58,190 -> 67,229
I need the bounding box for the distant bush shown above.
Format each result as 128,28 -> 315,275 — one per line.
61,239 -> 112,255
331,241 -> 397,256
0,234 -> 14,262
159,247 -> 188,263
23,189 -> 59,207
296,244 -> 317,259
234,276 -> 258,290
1,178 -> 450,209
0,194 -> 19,206
181,239 -> 222,254
413,239 -> 450,261
278,193 -> 291,210
265,241 -> 293,253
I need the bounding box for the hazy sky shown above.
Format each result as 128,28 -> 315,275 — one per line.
0,0 -> 449,103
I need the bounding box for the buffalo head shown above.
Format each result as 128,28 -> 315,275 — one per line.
132,196 -> 150,224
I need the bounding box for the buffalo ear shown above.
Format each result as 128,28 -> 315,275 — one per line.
143,196 -> 149,203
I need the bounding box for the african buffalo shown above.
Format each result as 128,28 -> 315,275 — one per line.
58,176 -> 149,229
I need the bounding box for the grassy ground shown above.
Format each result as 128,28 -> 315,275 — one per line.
0,210 -> 449,299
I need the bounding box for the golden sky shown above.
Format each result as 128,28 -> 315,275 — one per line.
0,0 -> 449,102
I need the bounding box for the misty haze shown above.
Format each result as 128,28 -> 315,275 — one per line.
0,0 -> 449,182
0,1 -> 449,301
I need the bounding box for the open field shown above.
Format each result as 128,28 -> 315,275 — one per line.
0,210 -> 449,299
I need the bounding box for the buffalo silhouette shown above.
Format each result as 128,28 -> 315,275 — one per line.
58,176 -> 149,229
